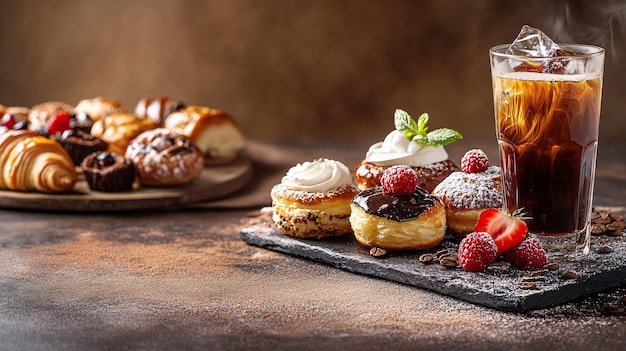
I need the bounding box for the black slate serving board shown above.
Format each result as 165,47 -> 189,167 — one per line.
241,218 -> 626,312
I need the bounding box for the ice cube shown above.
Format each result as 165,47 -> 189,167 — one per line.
506,25 -> 573,74
506,25 -> 564,57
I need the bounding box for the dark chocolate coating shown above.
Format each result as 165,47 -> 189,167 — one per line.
352,186 -> 438,222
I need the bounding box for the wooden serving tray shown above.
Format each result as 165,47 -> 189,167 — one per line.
0,157 -> 252,212
241,216 -> 626,312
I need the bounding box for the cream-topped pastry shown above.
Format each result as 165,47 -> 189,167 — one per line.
271,158 -> 359,239
354,109 -> 461,192
364,130 -> 449,167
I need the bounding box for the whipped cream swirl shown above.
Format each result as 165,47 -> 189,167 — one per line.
365,130 -> 448,167
281,158 -> 353,192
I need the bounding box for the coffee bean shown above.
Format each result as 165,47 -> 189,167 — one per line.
518,281 -> 537,290
369,247 -> 387,258
597,246 -> 614,254
591,224 -> 606,235
560,271 -> 577,280
419,253 -> 434,264
439,256 -> 458,269
435,249 -> 450,258
521,276 -> 544,282
544,263 -> 560,271
603,303 -> 625,315
620,295 -> 626,303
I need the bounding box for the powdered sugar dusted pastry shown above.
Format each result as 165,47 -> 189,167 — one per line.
354,109 -> 461,192
74,96 -> 126,122
164,106 -> 245,165
432,149 -> 503,237
271,158 -> 359,239
125,128 -> 204,186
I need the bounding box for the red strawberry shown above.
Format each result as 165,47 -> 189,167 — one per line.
46,112 -> 72,135
461,149 -> 489,173
474,208 -> 528,255
457,231 -> 499,272
380,165 -> 418,195
506,237 -> 547,269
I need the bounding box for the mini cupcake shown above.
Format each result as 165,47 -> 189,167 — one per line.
54,130 -> 108,166
81,151 -> 135,192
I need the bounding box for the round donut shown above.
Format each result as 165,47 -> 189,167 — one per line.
125,128 -> 204,186
354,159 -> 459,193
432,166 -> 503,237
270,183 -> 358,239
349,187 -> 446,250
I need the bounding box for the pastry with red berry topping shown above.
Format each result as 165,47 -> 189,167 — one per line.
354,109 -> 461,192
349,165 -> 446,250
28,101 -> 74,134
1,106 -> 30,133
271,158 -> 359,239
432,149 -> 503,237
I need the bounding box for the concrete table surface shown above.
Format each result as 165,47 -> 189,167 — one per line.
1,140 -> 625,351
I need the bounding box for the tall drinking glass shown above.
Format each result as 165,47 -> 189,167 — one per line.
490,44 -> 605,257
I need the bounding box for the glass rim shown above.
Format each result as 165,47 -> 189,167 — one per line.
489,43 -> 605,59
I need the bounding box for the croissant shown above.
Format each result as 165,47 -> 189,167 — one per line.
0,130 -> 77,193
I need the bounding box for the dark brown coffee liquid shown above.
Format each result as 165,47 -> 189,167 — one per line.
352,187 -> 437,222
493,74 -> 602,235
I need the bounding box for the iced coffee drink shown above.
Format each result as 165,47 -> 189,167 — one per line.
490,26 -> 604,255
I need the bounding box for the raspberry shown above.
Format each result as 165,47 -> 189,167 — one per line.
506,237 -> 547,270
46,112 -> 72,135
380,165 -> 418,195
461,149 -> 489,173
457,231 -> 498,272
1,113 -> 15,129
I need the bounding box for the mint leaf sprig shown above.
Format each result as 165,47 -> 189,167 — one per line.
394,109 -> 462,146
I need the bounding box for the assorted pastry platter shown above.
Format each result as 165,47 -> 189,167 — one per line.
0,156 -> 252,212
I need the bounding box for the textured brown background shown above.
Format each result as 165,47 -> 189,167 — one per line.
0,0 -> 625,143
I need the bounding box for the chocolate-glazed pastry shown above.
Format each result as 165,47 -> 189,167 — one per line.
54,129 -> 108,166
81,151 -> 135,192
349,186 -> 446,250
